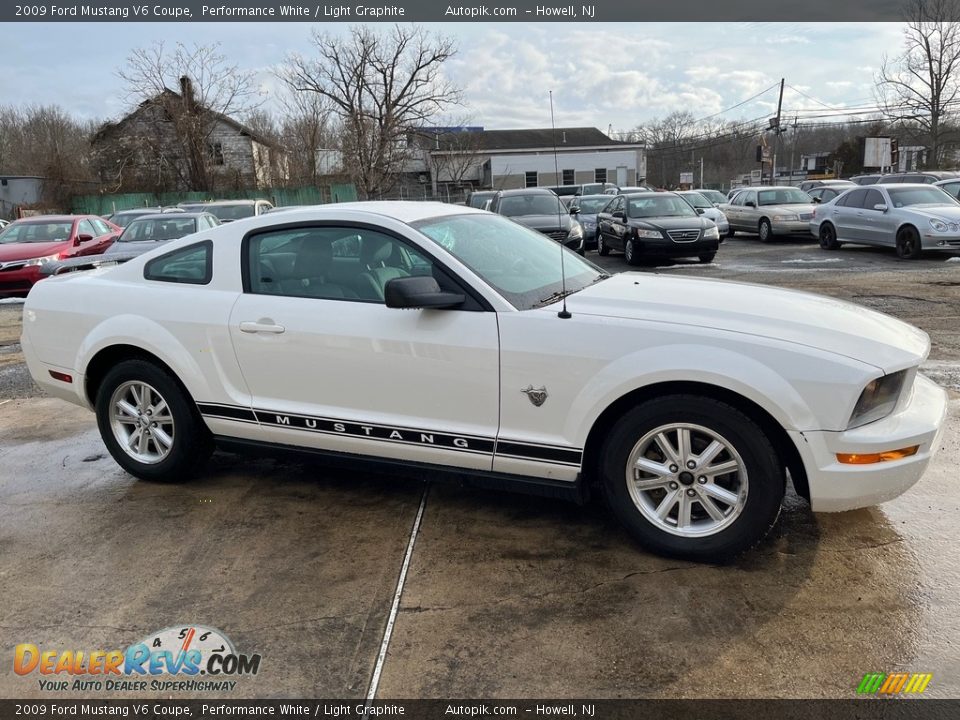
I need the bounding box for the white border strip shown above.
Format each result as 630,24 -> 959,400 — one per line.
365,484 -> 429,704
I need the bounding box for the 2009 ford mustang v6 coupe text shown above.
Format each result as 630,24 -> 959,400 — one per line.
21,203 -> 947,560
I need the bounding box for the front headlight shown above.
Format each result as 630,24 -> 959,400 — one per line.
567,224 -> 583,239
703,226 -> 720,240
634,229 -> 662,239
929,219 -> 958,232
772,214 -> 800,222
24,254 -> 61,267
583,219 -> 596,229
848,370 -> 908,428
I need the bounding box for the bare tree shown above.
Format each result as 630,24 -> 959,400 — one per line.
876,0 -> 960,167
281,25 -> 461,199
419,121 -> 485,195
110,41 -> 263,191
275,84 -> 338,186
635,111 -> 697,186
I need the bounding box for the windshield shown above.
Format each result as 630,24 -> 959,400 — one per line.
111,210 -> 159,228
758,188 -> 812,206
627,195 -> 697,218
575,197 -> 611,214
887,187 -> 959,207
681,192 -> 712,209
498,194 -> 566,217
0,221 -> 73,244
698,190 -> 726,204
118,217 -> 197,242
413,213 -> 605,311
208,204 -> 256,221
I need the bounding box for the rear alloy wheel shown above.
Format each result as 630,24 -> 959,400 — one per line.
96,359 -> 212,482
895,226 -> 923,260
698,253 -> 716,263
624,238 -> 640,265
818,222 -> 841,250
600,395 -> 785,561
597,233 -> 610,256
758,218 -> 773,243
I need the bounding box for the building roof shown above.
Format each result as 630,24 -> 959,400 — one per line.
94,88 -> 275,148
420,127 -> 642,152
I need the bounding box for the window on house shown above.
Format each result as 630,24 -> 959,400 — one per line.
525,171 -> 538,188
208,142 -> 225,166
594,168 -> 607,183
562,169 -> 575,185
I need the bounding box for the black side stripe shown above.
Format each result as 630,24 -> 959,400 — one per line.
196,402 -> 582,467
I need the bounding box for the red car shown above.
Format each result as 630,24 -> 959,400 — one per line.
0,215 -> 120,297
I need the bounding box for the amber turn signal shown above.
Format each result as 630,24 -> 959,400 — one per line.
837,446 -> 919,464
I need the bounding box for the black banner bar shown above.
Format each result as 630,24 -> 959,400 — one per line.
2,699 -> 959,720
0,0 -> 936,23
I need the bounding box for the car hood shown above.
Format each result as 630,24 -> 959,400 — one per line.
897,204 -> 960,221
701,208 -> 727,222
509,214 -> 574,231
758,203 -> 816,215
561,273 -> 928,371
0,240 -> 70,262
632,216 -> 711,231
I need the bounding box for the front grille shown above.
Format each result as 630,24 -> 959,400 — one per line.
667,229 -> 701,243
798,212 -> 814,221
541,230 -> 568,242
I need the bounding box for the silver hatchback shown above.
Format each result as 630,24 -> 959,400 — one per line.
810,183 -> 960,259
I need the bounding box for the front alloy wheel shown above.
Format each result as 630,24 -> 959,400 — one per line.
598,233 -> 610,256
758,219 -> 772,243
625,238 -> 639,265
96,359 -> 212,482
895,226 -> 922,259
600,395 -> 784,560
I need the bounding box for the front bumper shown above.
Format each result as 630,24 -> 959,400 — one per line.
792,373 -> 948,512
0,265 -> 43,297
772,219 -> 816,236
921,232 -> 960,250
635,236 -> 720,258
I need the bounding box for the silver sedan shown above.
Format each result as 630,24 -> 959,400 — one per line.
810,183 -> 960,259
721,186 -> 816,241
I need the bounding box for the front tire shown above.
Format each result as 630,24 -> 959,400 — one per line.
698,253 -> 716,263
758,218 -> 773,243
624,238 -> 640,265
599,395 -> 785,561
818,222 -> 841,250
895,226 -> 922,259
95,359 -> 213,482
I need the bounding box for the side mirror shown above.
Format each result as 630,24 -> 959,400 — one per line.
695,208 -> 705,215
569,207 -> 580,215
384,276 -> 464,310
873,203 -> 888,212
745,200 -> 757,208
74,233 -> 94,246
612,210 -> 626,221
812,197 -> 822,204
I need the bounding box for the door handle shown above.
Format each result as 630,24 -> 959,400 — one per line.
239,320 -> 286,334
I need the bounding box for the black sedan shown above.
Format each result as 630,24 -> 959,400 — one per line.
596,192 -> 720,264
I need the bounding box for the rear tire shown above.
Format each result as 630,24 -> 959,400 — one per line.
597,233 -> 610,256
599,395 -> 785,561
95,359 -> 212,482
818,222 -> 841,250
895,226 -> 922,259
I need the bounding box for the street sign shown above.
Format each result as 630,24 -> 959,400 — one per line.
679,172 -> 694,184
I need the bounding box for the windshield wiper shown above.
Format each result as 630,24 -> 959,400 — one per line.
536,288 -> 579,307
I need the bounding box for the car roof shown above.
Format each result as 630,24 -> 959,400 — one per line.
113,207 -> 162,214
205,199 -> 269,206
873,182 -> 940,189
575,194 -> 612,200
238,201 -> 484,225
125,212 -> 211,222
497,188 -> 557,196
11,215 -> 78,223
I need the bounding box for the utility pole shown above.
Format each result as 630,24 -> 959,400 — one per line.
770,78 -> 784,185
700,157 -> 704,187
788,116 -> 799,185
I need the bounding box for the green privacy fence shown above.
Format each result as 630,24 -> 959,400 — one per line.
71,184 -> 358,215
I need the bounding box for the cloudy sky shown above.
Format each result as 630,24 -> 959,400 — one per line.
1,22 -> 906,132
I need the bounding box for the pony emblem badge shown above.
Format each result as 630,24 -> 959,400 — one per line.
521,385 -> 548,407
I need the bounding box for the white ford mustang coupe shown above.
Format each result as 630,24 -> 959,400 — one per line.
22,202 -> 947,560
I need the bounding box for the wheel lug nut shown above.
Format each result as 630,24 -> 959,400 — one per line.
698,476 -> 707,484
151,422 -> 157,428
669,464 -> 678,473
686,489 -> 696,497
686,460 -> 696,469
669,482 -> 678,490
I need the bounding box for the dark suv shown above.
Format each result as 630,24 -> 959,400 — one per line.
878,171 -> 960,184
489,188 -> 585,252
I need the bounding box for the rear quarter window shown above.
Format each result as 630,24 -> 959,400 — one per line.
144,241 -> 212,285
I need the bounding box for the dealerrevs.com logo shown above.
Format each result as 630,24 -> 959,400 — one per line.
14,625 -> 261,692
